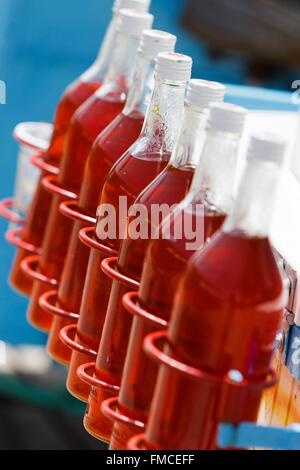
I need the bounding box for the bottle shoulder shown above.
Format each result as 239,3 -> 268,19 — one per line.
186,231 -> 285,308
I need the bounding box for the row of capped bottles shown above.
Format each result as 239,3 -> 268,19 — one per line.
7,0 -> 288,450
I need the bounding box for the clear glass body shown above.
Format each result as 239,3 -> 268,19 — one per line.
26,30 -> 143,331
83,77 -> 188,441
87,105 -> 205,448
110,127 -> 242,449
45,58 -> 174,362
63,55 -> 163,399
9,8 -> 123,295
144,159 -> 286,450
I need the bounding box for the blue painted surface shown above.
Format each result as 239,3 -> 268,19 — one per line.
218,422 -> 300,450
0,0 -> 297,345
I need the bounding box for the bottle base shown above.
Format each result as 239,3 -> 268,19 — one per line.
9,249 -> 34,296
9,276 -> 32,297
66,381 -> 89,403
27,316 -> 52,334
26,284 -> 54,333
83,386 -> 114,443
66,350 -> 92,403
110,427 -> 135,450
83,415 -> 111,444
47,343 -> 71,366
47,319 -> 72,365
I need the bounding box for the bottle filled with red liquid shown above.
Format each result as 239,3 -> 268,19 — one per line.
108,102 -> 246,449
61,31 -> 177,400
140,131 -> 288,450
94,81 -> 226,448
9,0 -> 151,296
81,52 -> 193,442
46,51 -> 188,369
44,29 -> 173,365
25,10 -> 154,334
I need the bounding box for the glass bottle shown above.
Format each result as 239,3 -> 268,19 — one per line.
9,5 -> 153,296
82,51 -> 193,443
44,31 -> 177,362
22,9 -> 154,333
109,101 -> 246,449
143,132 -> 287,450
59,31 -> 177,401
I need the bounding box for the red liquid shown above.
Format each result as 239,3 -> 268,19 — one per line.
9,80 -> 100,296
50,81 -> 102,164
118,164 -> 195,279
27,93 -> 125,333
68,164 -> 193,403
111,208 -> 225,449
144,231 -> 285,450
84,165 -> 193,443
83,152 -> 171,442
46,113 -> 144,364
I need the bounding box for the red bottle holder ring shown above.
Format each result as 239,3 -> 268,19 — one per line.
122,292 -> 168,329
30,152 -> 59,176
59,200 -> 96,225
144,330 -> 277,390
79,227 -> 118,256
5,228 -> 43,255
59,324 -> 98,358
101,396 -> 145,431
42,175 -> 78,200
77,362 -> 120,393
101,257 -> 140,290
21,255 -> 59,286
39,290 -> 79,321
0,198 -> 25,225
127,434 -> 148,451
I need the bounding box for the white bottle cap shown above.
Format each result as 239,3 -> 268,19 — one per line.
156,52 -> 192,82
247,132 -> 287,165
119,9 -> 154,37
114,0 -> 151,13
140,30 -> 177,58
208,102 -> 247,134
186,79 -> 226,109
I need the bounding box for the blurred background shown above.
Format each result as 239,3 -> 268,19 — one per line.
0,0 -> 299,449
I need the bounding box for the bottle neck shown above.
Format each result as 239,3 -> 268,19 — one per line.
187,128 -> 241,214
170,106 -> 209,169
94,31 -> 143,102
223,159 -> 280,238
123,53 -> 156,117
136,78 -> 186,154
81,11 -> 120,83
